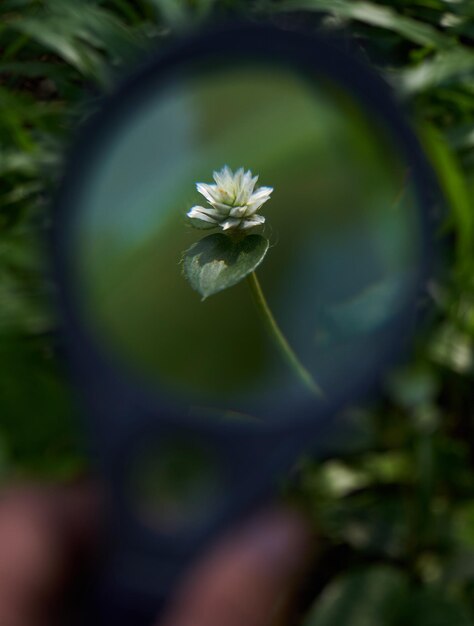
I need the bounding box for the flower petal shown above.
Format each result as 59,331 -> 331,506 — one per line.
196,182 -> 222,205
235,167 -> 244,186
248,173 -> 259,195
245,198 -> 270,215
213,165 -> 233,189
241,215 -> 265,229
208,200 -> 232,215
235,170 -> 254,205
230,205 -> 247,218
249,186 -> 273,202
187,206 -> 220,223
246,186 -> 273,215
220,218 -> 241,231
235,188 -> 247,206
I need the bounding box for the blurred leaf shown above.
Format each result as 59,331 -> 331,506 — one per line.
0,148 -> 59,177
0,60 -> 78,91
387,365 -> 439,410
305,566 -> 472,626
419,124 -> 473,272
362,452 -> 413,484
453,503 -> 474,551
149,0 -> 216,26
398,588 -> 472,626
430,322 -> 473,374
318,460 -> 370,497
1,181 -> 42,209
304,566 -> 408,626
322,489 -> 412,558
397,48 -> 474,95
442,548 -> 474,587
10,18 -> 108,83
7,1 -> 148,84
183,233 -> 269,299
446,123 -> 474,153
148,0 -> 190,26
265,0 -> 451,48
0,226 -> 54,334
0,335 -> 83,478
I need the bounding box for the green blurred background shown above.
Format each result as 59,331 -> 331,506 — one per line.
1,0 -> 474,623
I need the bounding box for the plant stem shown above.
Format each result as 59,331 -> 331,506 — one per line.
247,271 -> 324,398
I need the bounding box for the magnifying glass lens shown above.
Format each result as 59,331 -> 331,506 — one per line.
72,61 -> 425,421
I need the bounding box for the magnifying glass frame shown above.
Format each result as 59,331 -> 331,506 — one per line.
51,19 -> 439,625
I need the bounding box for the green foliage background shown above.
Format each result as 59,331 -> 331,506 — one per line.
1,0 -> 474,623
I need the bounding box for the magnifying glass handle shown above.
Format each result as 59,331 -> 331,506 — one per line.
72,580 -> 167,626
93,594 -> 165,626
64,561 -> 168,626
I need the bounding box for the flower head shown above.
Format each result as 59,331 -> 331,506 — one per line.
187,166 -> 273,232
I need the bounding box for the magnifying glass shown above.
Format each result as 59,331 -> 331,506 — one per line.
52,20 -> 440,626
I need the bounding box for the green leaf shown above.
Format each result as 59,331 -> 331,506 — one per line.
265,0 -> 451,48
323,490 -> 411,558
10,17 -> 105,79
304,566 -> 408,626
7,0 -> 148,84
398,589 -> 472,626
304,567 -> 472,626
149,0 -> 190,27
396,48 -> 474,95
387,365 -> 439,410
0,335 -> 83,479
419,124 -> 474,273
183,233 -> 269,300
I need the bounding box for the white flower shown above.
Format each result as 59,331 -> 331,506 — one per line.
187,166 -> 273,232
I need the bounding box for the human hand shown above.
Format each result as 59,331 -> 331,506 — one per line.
0,483 -> 313,626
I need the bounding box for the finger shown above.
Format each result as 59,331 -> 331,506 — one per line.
158,508 -> 315,626
0,483 -> 100,626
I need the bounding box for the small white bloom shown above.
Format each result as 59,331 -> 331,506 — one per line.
187,166 -> 273,232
